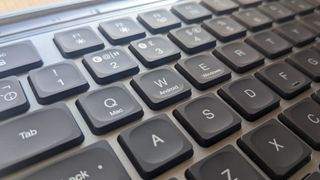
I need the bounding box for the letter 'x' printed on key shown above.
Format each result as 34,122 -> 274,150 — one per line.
268,138 -> 284,152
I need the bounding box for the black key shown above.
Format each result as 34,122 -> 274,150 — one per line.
129,36 -> 181,68
28,61 -> 89,105
274,21 -> 316,47
202,16 -> 246,42
307,0 -> 320,7
281,0 -> 315,15
287,49 -> 320,82
279,98 -> 320,150
299,13 -> 320,36
131,66 -> 191,110
258,2 -> 295,22
171,2 -> 211,24
213,41 -> 264,73
232,9 -> 272,32
83,47 -> 139,84
186,145 -> 264,180
202,0 -> 239,15
174,93 -> 241,147
0,40 -> 42,78
238,119 -> 311,179
98,17 -> 146,45
312,89 -> 320,103
305,172 -> 320,180
118,114 -> 193,179
256,62 -> 312,99
218,75 -> 280,121
24,141 -> 130,180
137,9 -> 181,34
0,103 -> 84,177
168,25 -> 216,54
234,0 -> 262,8
76,82 -> 143,135
54,26 -> 104,58
246,31 -> 292,59
175,53 -> 231,90
314,42 -> 320,52
0,76 -> 29,120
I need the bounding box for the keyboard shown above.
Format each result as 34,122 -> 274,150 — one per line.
0,0 -> 319,179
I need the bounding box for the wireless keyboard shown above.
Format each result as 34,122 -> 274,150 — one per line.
0,0 -> 319,179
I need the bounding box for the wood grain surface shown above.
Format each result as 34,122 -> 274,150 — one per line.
0,0 -> 61,13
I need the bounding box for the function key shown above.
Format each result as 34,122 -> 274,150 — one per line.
0,76 -> 29,120
175,53 -> 231,90
76,83 -> 143,135
129,36 -> 181,68
174,93 -> 241,147
168,25 -> 216,54
24,141 -> 131,180
287,49 -> 320,82
232,9 -> 273,32
279,98 -> 320,150
98,17 -> 146,45
256,62 -> 311,99
213,41 -> 264,73
131,66 -> 191,110
28,61 -> 89,105
186,145 -> 264,180
54,26 -> 104,58
0,40 -> 42,78
299,13 -> 320,36
258,2 -> 295,23
281,0 -> 315,15
202,16 -> 246,42
171,2 -> 211,24
246,31 -> 292,59
202,0 -> 239,15
234,0 -> 262,8
238,119 -> 311,179
218,75 -> 280,121
312,89 -> 320,103
137,9 -> 181,34
83,47 -> 139,84
118,114 -> 193,179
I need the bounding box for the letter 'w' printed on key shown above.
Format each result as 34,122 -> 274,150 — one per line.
153,78 -> 168,88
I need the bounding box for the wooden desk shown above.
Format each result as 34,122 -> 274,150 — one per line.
0,0 -> 61,13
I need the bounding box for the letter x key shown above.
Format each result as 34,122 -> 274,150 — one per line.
268,138 -> 284,152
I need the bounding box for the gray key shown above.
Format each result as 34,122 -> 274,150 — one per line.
234,0 -> 262,8
281,0 -> 315,15
76,82 -> 143,135
24,141 -> 131,180
299,13 -> 320,36
232,9 -> 273,32
0,76 -> 29,120
168,25 -> 216,54
258,2 -> 295,23
202,0 -> 239,15
28,61 -> 89,104
131,66 -> 191,110
171,2 -> 211,24
0,103 -> 84,177
0,40 -> 42,78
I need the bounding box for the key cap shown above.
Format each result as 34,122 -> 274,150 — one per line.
202,16 -> 246,42
299,13 -> 320,36
23,141 -> 130,180
305,172 -> 320,180
314,42 -> 320,52
312,89 -> 320,103
28,61 -> 89,105
287,49 -> 320,82
202,0 -> 239,15
213,41 -> 264,73
0,40 -> 42,78
0,103 -> 84,177
54,26 -> 104,58
98,17 -> 146,45
186,145 -> 264,180
0,76 -> 29,120
129,36 -> 181,68
76,82 -> 143,135
137,9 -> 181,34
232,9 -> 272,32
131,66 -> 191,110
256,62 -> 311,99
306,0 -> 320,7
279,98 -> 320,150
175,53 -> 231,90
171,2 -> 211,24
83,47 -> 139,84
234,0 -> 262,8
218,75 -> 280,121
174,93 -> 241,147
274,21 -> 316,47
246,31 -> 292,59
258,2 -> 295,22
281,0 -> 315,15
168,25 -> 216,54
118,114 -> 193,179
238,119 -> 311,179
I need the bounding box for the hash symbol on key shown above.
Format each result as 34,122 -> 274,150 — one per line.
268,138 -> 284,152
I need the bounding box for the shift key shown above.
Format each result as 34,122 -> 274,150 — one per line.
0,103 -> 84,177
